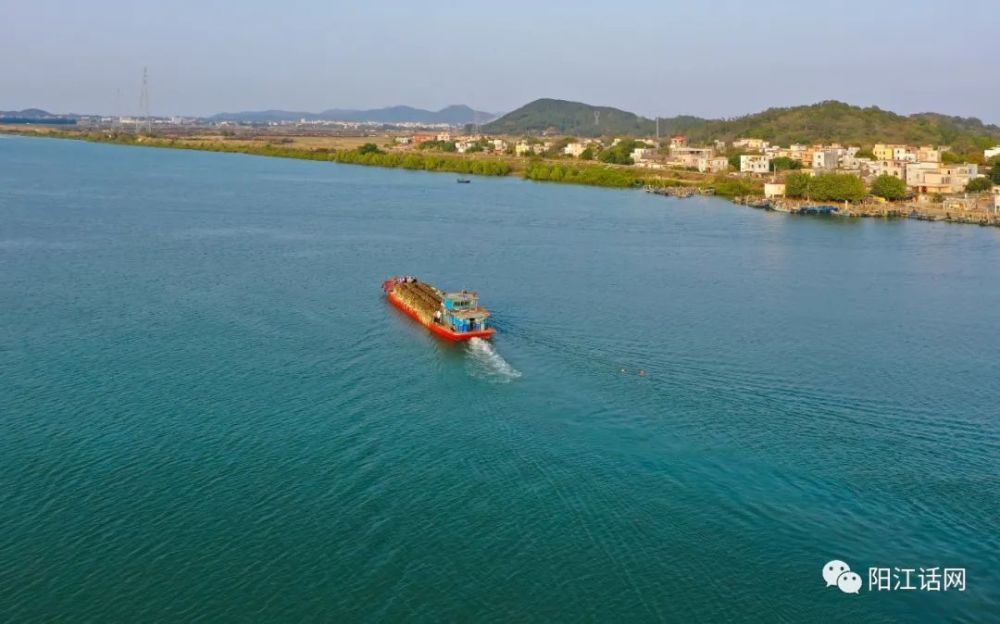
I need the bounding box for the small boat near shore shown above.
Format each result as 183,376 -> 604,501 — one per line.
457,178 -> 471,184
383,276 -> 495,341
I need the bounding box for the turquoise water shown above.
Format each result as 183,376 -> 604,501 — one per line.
1,136 -> 997,622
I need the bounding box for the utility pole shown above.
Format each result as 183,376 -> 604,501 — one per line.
139,67 -> 151,134
656,117 -> 660,141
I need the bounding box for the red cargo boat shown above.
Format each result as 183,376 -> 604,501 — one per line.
383,276 -> 495,341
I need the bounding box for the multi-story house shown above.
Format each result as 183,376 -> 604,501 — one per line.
864,160 -> 907,179
812,149 -> 840,171
740,154 -> 771,174
905,163 -> 979,194
697,156 -> 729,173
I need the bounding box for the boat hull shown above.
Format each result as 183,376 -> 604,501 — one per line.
387,290 -> 495,342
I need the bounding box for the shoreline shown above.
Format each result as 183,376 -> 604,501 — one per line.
4,127 -> 998,228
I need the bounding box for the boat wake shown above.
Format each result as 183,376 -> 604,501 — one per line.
466,338 -> 522,383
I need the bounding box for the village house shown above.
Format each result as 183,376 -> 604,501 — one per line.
435,132 -> 452,142
733,138 -> 769,151
740,154 -> 771,174
873,144 -> 915,162
812,149 -> 840,171
698,156 -> 729,173
864,160 -> 907,179
563,142 -> 587,158
669,146 -> 714,168
764,183 -> 786,199
412,133 -> 437,145
491,139 -> 507,153
631,147 -> 657,163
905,163 -> 979,195
916,146 -> 941,163
669,136 -> 688,149
985,146 -> 1000,160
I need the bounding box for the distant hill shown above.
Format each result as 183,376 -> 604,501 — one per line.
208,105 -> 496,125
483,98 -> 697,138
0,108 -> 77,125
483,99 -> 1000,155
683,101 -> 1000,152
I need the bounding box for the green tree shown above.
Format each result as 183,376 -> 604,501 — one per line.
598,139 -> 643,165
785,172 -> 811,198
965,177 -> 993,192
770,156 -> 802,172
871,174 -> 908,200
940,151 -> 962,164
358,143 -> 382,155
809,173 -> 866,202
579,146 -> 595,160
727,152 -> 744,170
990,158 -> 1000,184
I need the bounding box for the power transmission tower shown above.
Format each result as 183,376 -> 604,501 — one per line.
139,67 -> 151,134
594,111 -> 600,126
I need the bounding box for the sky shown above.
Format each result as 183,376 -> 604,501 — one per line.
2,0 -> 998,123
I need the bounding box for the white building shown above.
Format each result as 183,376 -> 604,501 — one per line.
698,156 -> 729,173
764,183 -> 786,198
864,160 -> 907,180
734,138 -> 769,151
812,149 -> 840,171
563,142 -> 587,158
740,154 -> 771,174
985,146 -> 1000,160
905,163 -> 979,195
631,147 -> 656,162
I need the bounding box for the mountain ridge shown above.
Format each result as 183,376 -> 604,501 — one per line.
207,104 -> 497,124
484,99 -> 1000,155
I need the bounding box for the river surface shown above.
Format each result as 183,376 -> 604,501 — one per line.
1,135 -> 998,622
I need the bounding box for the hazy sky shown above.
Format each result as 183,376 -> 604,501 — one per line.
3,0 -> 998,122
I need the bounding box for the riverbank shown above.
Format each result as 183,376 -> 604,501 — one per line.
4,126 -> 996,227
0,125 -> 747,195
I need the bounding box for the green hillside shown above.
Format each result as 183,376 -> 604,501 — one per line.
486,99 -> 1000,159
683,101 -> 1000,154
483,98 -> 703,138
